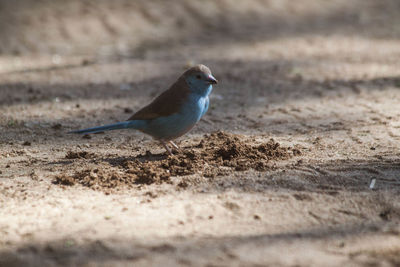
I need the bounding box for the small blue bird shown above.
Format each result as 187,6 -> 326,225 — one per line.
70,64 -> 218,154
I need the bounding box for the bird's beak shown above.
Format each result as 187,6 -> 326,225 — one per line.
206,74 -> 218,84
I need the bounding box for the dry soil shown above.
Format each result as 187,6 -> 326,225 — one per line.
1,1 -> 400,266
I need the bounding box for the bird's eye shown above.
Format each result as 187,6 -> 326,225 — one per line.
196,75 -> 201,79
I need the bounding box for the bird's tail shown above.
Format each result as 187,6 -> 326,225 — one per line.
69,121 -> 142,134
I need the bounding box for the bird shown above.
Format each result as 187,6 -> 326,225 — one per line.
69,64 -> 218,155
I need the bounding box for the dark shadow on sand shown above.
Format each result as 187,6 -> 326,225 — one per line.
0,220 -> 397,266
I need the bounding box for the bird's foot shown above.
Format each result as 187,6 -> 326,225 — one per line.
161,141 -> 173,156
169,141 -> 183,154
169,141 -> 180,150
161,141 -> 182,155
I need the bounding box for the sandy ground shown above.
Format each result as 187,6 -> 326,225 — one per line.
1,0 -> 400,266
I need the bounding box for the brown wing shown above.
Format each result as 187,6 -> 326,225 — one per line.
127,78 -> 190,121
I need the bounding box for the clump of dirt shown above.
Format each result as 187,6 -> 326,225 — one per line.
53,175 -> 76,186
65,151 -> 96,159
54,131 -> 300,190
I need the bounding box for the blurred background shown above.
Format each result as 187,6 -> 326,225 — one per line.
1,0 -> 399,57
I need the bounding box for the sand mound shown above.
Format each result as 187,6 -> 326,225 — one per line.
54,131 -> 300,190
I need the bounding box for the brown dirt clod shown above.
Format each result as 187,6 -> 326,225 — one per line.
65,151 -> 96,159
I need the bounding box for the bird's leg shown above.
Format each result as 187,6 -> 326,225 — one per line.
169,140 -> 182,154
169,141 -> 180,150
160,141 -> 173,155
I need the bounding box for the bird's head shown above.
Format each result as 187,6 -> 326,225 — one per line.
183,64 -> 218,96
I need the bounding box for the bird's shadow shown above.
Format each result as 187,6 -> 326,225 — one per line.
47,142 -> 196,168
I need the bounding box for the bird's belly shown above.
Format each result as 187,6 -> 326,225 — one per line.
141,98 -> 206,141
142,113 -> 198,141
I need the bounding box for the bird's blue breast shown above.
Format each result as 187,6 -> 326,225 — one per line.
139,92 -> 210,141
